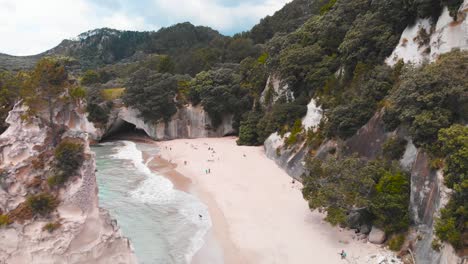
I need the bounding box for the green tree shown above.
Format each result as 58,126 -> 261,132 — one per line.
370,171 -> 410,233
0,71 -> 23,133
123,69 -> 183,123
410,109 -> 452,148
157,55 -> 175,74
81,70 -> 100,86
55,140 -> 85,176
189,68 -> 252,129
382,51 -> 468,149
26,58 -> 69,145
382,136 -> 408,161
237,110 -> 263,146
435,125 -> 467,249
302,156 -> 377,225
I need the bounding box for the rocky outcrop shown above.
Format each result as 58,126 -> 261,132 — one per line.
0,102 -> 136,263
386,1 -> 468,66
264,132 -> 308,179
369,227 -> 386,244
104,105 -> 234,141
344,110 -> 389,160
407,149 -> 461,264
260,74 -> 294,105
263,98 -> 323,179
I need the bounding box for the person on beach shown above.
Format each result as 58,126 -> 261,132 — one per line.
199,214 -> 203,220
339,250 -> 347,259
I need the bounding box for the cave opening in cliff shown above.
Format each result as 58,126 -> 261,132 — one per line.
101,119 -> 151,142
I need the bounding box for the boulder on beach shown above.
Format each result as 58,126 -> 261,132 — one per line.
369,226 -> 386,244
360,224 -> 371,235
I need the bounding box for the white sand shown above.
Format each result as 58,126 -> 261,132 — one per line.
157,137 -> 397,264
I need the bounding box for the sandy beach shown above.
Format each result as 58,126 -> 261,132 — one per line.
149,137 -> 398,264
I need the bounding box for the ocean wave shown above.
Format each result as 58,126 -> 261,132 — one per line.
110,140 -> 212,264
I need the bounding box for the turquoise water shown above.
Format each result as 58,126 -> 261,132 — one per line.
92,141 -> 211,264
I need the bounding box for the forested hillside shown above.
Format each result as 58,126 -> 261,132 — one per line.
0,0 -> 466,261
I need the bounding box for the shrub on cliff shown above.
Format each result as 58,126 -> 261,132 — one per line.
81,70 -> 100,86
303,155 -> 410,232
27,193 -> 58,216
0,214 -> 12,227
52,139 -> 85,186
435,124 -> 468,249
86,103 -> 110,124
0,71 -> 22,134
323,64 -> 394,139
43,221 -> 61,233
382,136 -> 407,161
388,233 -> 406,251
256,101 -> 308,143
382,51 -> 468,150
23,58 -> 69,145
302,156 -> 379,224
85,86 -> 112,125
370,171 -> 410,233
284,119 -> 304,147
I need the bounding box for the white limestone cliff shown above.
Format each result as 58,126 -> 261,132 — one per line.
260,73 -> 294,105
386,1 -> 468,66
105,105 -> 234,140
0,102 -> 136,264
264,98 -> 323,179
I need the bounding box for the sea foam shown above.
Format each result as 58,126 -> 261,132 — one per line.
111,141 -> 211,263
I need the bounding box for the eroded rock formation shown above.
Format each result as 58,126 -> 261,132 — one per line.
104,104 -> 234,141
0,102 -> 136,264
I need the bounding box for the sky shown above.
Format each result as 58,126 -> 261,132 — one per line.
0,0 -> 291,56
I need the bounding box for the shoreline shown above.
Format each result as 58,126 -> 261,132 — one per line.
141,137 -> 399,264
141,146 -> 243,264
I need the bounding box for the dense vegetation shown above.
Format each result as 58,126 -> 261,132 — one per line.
188,67 -> 252,129
123,69 -> 189,123
0,71 -> 22,133
0,0 -> 466,254
302,156 -> 410,233
435,125 -> 468,249
246,0 -> 329,43
383,51 -> 468,149
382,137 -> 408,161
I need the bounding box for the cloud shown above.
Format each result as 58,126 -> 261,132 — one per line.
152,0 -> 290,33
0,0 -> 155,55
0,0 -> 290,56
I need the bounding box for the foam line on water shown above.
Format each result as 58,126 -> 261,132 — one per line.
110,140 -> 212,263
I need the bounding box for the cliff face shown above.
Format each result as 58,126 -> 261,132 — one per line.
406,149 -> 460,264
104,105 -> 234,141
344,111 -> 389,160
386,1 -> 468,66
264,98 -> 323,179
0,102 -> 136,264
260,74 -> 294,105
